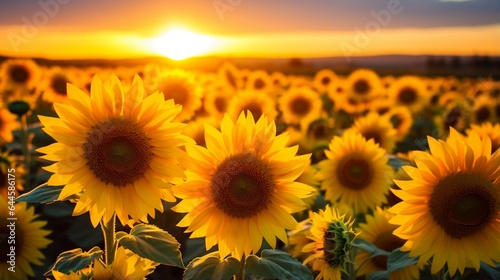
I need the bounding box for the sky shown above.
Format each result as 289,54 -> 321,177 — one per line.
0,0 -> 499,59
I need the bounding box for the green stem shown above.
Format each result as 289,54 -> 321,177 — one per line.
20,114 -> 30,188
100,214 -> 117,265
234,254 -> 246,280
433,265 -> 448,280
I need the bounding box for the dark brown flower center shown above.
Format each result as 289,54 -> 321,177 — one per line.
211,153 -> 274,218
377,107 -> 390,115
254,78 -> 265,90
160,82 -> 189,106
214,96 -> 227,113
444,106 -> 463,130
51,74 -> 69,95
84,118 -> 152,187
475,106 -> 490,123
397,87 -> 417,105
429,172 -> 497,239
372,231 -> 405,270
362,130 -> 382,147
9,65 -> 30,84
289,96 -> 312,116
337,158 -> 372,190
242,103 -> 263,120
390,115 -> 403,130
321,76 -> 331,86
353,79 -> 370,95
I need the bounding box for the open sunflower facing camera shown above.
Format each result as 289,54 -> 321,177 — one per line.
37,74 -> 193,227
390,128 -> 500,276
172,112 -> 315,259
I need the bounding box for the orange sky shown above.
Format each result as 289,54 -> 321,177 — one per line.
0,0 -> 499,59
1,24 -> 499,60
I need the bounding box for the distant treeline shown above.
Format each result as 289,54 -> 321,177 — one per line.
426,55 -> 500,70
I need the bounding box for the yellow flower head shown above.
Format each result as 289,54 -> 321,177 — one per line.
173,112 -> 315,259
355,207 -> 421,280
0,197 -> 51,280
93,246 -> 157,279
317,131 -> 393,214
346,112 -> 398,153
278,86 -> 324,126
390,128 -> 500,276
37,74 -> 193,227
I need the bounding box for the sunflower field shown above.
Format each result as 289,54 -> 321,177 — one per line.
0,58 -> 499,280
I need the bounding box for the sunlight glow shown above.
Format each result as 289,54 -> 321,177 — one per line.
149,28 -> 216,60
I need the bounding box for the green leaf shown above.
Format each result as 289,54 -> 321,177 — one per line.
367,271 -> 389,280
44,246 -> 102,276
183,238 -> 216,264
183,251 -> 240,280
117,224 -> 184,268
387,248 -> 418,273
245,249 -> 314,280
479,261 -> 500,279
353,239 -> 390,258
16,183 -> 80,204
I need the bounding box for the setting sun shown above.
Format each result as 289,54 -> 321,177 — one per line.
149,28 -> 216,60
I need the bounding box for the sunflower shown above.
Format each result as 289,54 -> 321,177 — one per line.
41,66 -> 80,104
93,246 -> 157,279
369,98 -> 393,116
203,82 -> 233,120
172,112 -> 315,259
0,151 -> 25,198
471,96 -> 496,124
466,122 -> 500,153
381,75 -> 396,91
298,118 -> 336,157
437,91 -> 462,108
302,205 -> 358,280
183,117 -> 219,147
389,128 -> 500,276
317,131 -> 393,214
53,246 -> 157,279
355,207 -> 420,280
313,69 -> 337,93
0,59 -> 40,92
52,268 -> 92,280
37,74 -> 192,227
287,219 -> 312,259
227,90 -> 277,122
434,100 -> 472,138
383,106 -> 414,142
218,62 -> 243,90
345,112 -> 398,153
327,78 -> 347,107
147,69 -> 202,122
278,87 -> 323,126
245,70 -> 272,93
0,197 -> 51,280
0,106 -> 19,145
270,71 -> 289,90
296,160 -> 320,208
388,76 -> 427,113
345,69 -> 382,103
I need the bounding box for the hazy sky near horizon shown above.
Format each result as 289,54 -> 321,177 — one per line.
0,0 -> 499,58
1,0 -> 499,34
